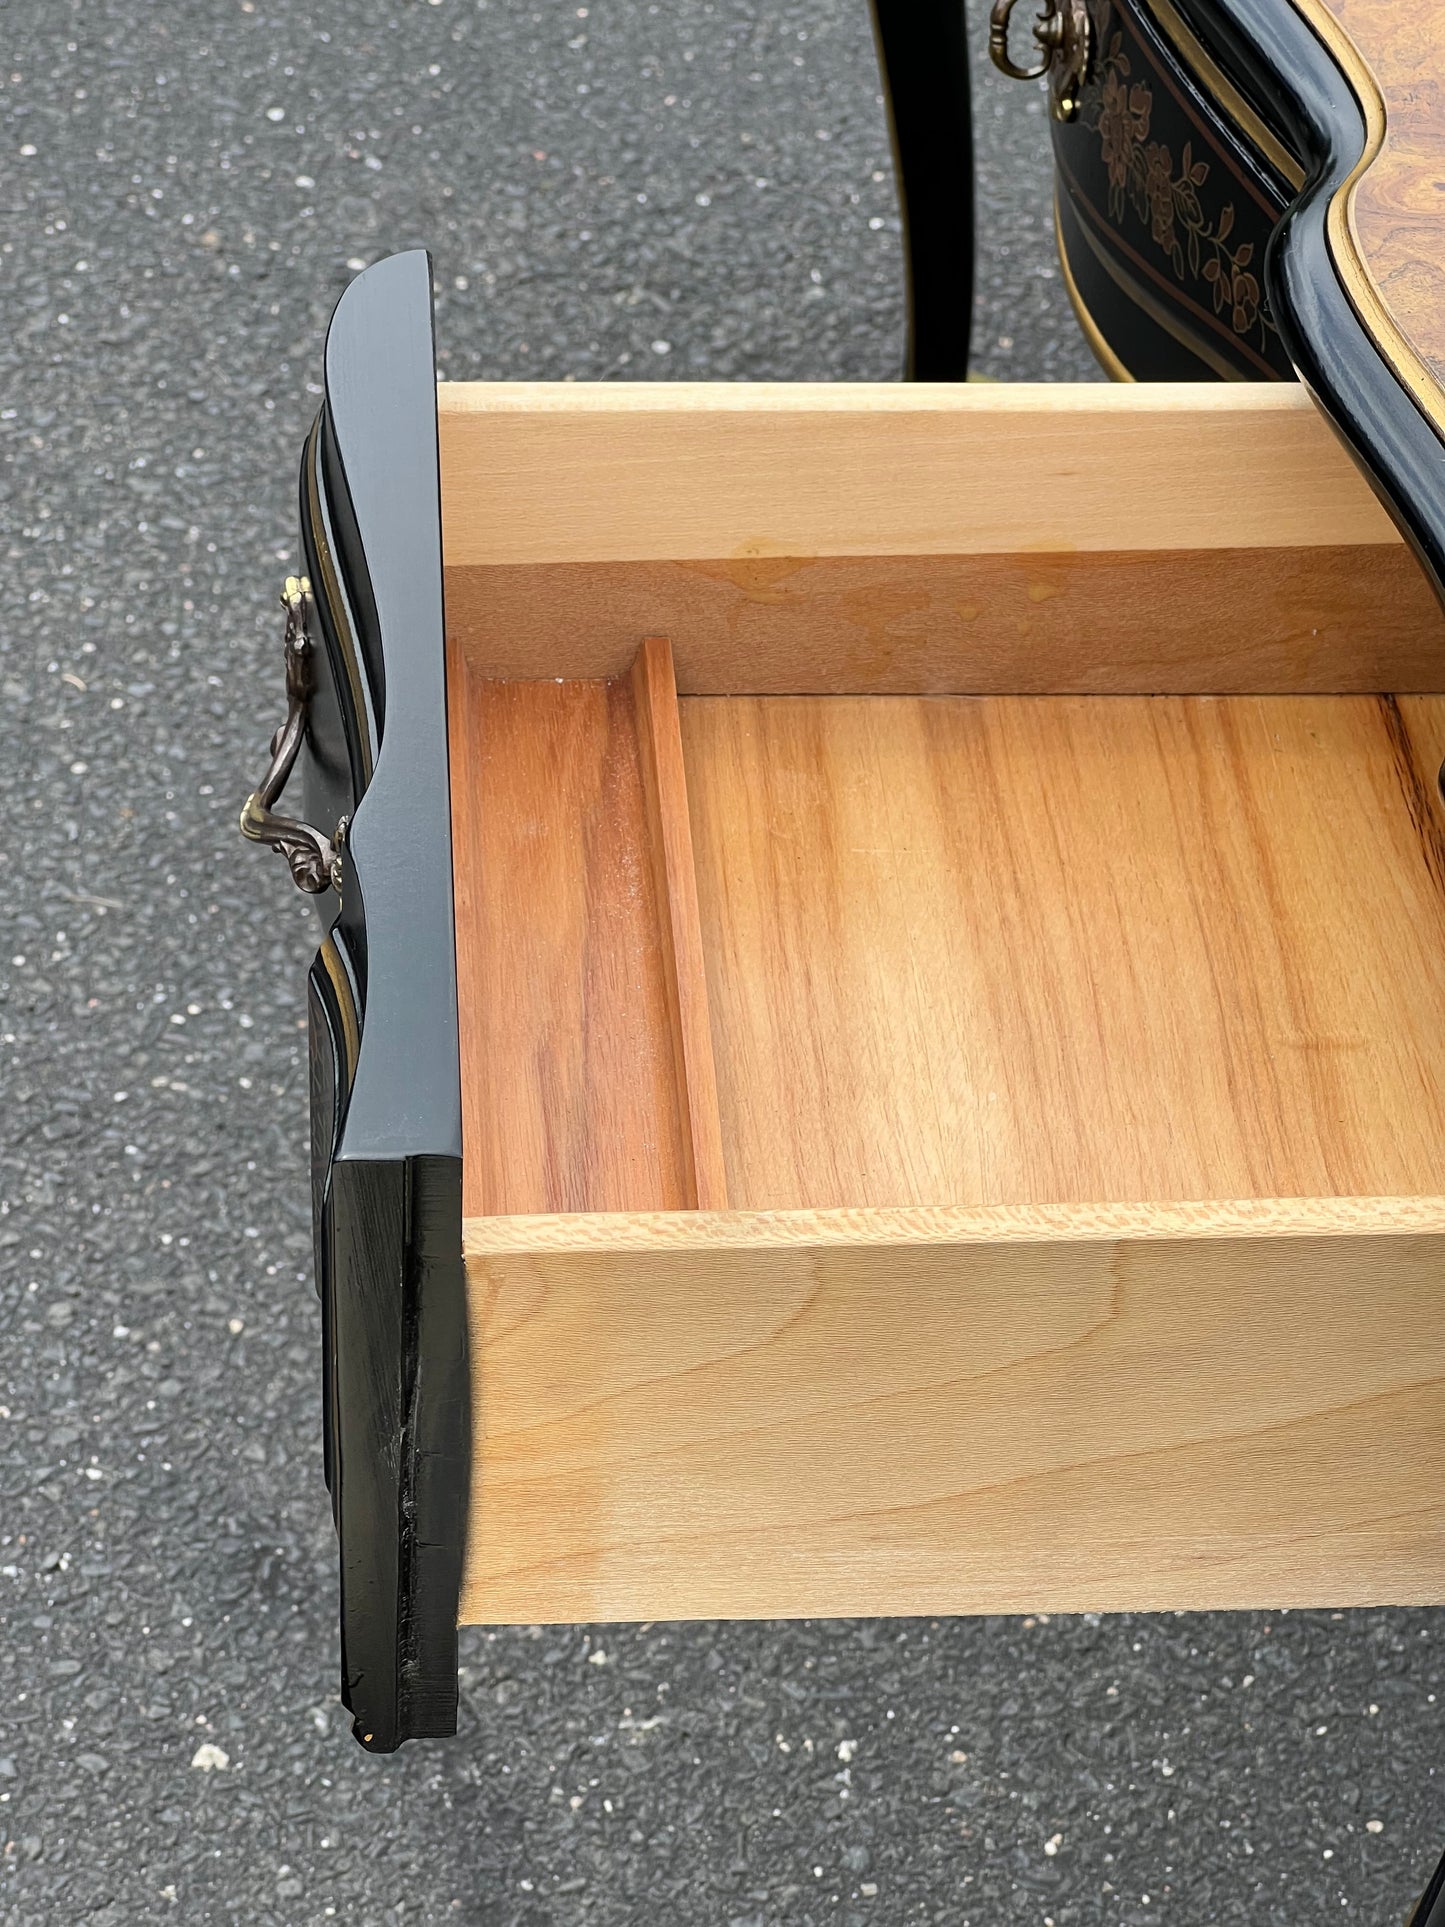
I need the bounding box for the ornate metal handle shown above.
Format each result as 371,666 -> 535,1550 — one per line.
988,0 -> 1092,122
239,576 -> 343,895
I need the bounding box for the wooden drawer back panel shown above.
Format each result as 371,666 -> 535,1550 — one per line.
444,544 -> 1443,698
437,382 -> 1445,695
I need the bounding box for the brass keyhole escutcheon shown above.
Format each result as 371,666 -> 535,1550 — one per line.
988,0 -> 1093,122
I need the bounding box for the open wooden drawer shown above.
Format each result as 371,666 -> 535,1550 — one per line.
246,251 -> 1445,1750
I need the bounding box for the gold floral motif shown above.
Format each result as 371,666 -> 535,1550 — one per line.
1080,2 -> 1273,351
1098,63 -> 1150,203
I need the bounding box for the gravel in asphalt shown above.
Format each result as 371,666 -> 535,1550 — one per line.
0,1 -> 1440,1921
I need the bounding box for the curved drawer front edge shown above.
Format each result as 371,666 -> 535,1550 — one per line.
1170,0 -> 1445,605
302,248 -> 468,1752
1049,0 -> 1298,383
1146,14 -> 1445,1903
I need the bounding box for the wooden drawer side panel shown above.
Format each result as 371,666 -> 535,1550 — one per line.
460,1201 -> 1445,1625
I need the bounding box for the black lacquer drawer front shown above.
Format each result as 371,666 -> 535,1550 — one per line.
243,250 -> 468,1753
1048,0 -> 1300,379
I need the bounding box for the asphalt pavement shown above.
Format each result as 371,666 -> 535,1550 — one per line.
0,0 -> 1440,1921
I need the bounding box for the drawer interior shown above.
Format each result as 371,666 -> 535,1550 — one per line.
439,381 -> 1445,1221
437,381 -> 1445,1629
448,647 -> 1445,1218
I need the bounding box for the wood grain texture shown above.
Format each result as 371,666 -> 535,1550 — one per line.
681,693 -> 1445,1210
444,543 -> 1445,692
1305,0 -> 1445,400
628,638 -> 727,1210
436,382 -> 1399,565
459,1196 -> 1445,1623
446,653 -> 695,1217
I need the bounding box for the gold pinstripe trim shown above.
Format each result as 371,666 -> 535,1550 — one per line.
1134,2 -> 1444,438
1054,194 -> 1137,381
1143,0 -> 1306,189
1059,186 -> 1256,381
1283,0 -> 1445,440
319,931 -> 361,1085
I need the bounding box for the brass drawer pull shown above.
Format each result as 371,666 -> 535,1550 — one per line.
239,575 -> 342,896
989,0 -> 1092,121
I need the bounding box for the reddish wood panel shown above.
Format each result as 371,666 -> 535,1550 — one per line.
630,638 -> 728,1210
446,655 -> 694,1217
